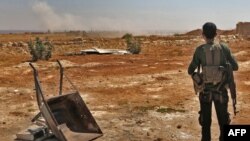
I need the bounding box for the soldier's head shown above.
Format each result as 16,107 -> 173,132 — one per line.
202,22 -> 217,40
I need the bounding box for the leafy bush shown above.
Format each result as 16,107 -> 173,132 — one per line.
28,37 -> 53,61
127,41 -> 141,54
122,33 -> 133,43
122,33 -> 141,54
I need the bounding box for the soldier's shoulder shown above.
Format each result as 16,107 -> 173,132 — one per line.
219,42 -> 229,48
192,44 -> 205,56
219,42 -> 230,51
196,44 -> 206,51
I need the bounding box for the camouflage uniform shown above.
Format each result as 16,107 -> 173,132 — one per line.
188,42 -> 238,141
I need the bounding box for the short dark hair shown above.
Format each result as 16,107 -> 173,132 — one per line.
202,22 -> 217,39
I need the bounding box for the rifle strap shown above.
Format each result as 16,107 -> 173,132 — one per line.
204,44 -> 221,66
215,43 -> 227,91
197,64 -> 200,73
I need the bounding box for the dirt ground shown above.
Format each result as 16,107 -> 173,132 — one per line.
0,32 -> 250,141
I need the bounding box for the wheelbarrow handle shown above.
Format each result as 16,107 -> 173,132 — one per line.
29,63 -> 46,108
57,60 -> 63,70
57,60 -> 64,95
29,63 -> 37,75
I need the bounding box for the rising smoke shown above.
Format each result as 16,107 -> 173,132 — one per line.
31,0 -> 182,34
31,1 -> 139,32
32,1 -> 86,31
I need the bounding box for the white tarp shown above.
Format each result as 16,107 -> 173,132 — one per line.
80,47 -> 131,55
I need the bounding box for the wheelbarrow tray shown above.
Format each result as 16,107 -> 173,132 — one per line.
40,92 -> 103,141
29,61 -> 103,141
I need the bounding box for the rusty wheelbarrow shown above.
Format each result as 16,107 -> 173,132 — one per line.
29,60 -> 103,141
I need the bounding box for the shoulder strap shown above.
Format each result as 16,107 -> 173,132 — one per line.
203,43 -> 222,66
213,44 -> 221,65
197,64 -> 200,73
203,45 -> 213,65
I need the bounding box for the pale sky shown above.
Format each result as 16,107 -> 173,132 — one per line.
0,0 -> 250,33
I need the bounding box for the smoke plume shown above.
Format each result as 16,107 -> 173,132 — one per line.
32,1 -> 86,31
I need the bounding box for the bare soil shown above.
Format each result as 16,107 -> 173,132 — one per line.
0,33 -> 250,141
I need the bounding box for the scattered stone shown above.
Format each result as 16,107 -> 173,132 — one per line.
7,42 -> 13,47
154,138 -> 163,141
136,120 -> 144,125
177,124 -> 182,129
12,42 -> 18,47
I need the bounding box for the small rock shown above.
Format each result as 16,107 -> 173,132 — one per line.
136,120 -> 143,125
177,124 -> 182,129
154,138 -> 163,141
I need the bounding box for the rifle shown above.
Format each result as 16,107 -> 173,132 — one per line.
220,44 -> 237,115
216,63 -> 237,115
227,63 -> 237,116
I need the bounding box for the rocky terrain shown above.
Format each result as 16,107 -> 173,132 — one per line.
0,32 -> 250,141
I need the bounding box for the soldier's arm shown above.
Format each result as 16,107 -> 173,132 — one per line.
188,47 -> 200,75
221,43 -> 239,71
228,52 -> 238,71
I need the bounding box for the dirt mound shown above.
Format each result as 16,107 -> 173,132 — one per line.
185,29 -> 236,36
185,29 -> 202,36
218,29 -> 236,35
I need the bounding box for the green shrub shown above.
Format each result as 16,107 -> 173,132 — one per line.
122,33 -> 133,43
122,33 -> 141,54
28,37 -> 53,61
127,41 -> 141,54
156,107 -> 186,113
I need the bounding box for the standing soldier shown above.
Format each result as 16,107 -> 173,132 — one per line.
188,22 -> 238,141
